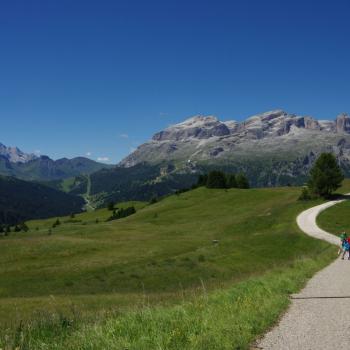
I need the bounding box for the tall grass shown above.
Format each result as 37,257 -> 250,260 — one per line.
1,248 -> 334,350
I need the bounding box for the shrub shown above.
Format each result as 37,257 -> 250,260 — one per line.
298,186 -> 312,201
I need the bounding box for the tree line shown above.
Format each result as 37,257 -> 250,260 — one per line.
197,171 -> 250,189
0,222 -> 29,235
106,202 -> 137,222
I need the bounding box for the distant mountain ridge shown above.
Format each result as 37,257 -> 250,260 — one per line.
0,143 -> 113,181
0,175 -> 85,225
120,110 -> 350,168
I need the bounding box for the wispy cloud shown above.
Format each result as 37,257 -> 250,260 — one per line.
159,112 -> 169,118
86,152 -> 92,156
34,150 -> 41,155
119,133 -> 129,139
97,156 -> 110,162
129,147 -> 136,153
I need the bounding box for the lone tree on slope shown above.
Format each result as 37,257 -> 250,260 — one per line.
308,153 -> 344,198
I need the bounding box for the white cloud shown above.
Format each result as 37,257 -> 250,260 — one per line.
119,133 -> 129,139
97,156 -> 110,162
129,147 -> 136,153
86,152 -> 92,156
34,150 -> 41,155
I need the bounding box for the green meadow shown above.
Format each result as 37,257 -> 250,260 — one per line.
317,194 -> 350,235
1,181 -> 350,349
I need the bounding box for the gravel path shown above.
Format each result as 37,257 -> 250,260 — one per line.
257,196 -> 350,350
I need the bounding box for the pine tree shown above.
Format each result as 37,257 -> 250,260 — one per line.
197,174 -> 208,187
52,218 -> 61,228
236,173 -> 250,189
308,153 -> 344,198
150,197 -> 158,204
5,225 -> 11,236
107,202 -> 115,211
226,174 -> 237,188
206,171 -> 227,189
19,222 -> 29,232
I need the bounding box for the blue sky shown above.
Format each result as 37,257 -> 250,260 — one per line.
1,0 -> 350,163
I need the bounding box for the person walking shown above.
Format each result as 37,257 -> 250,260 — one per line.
338,231 -> 347,256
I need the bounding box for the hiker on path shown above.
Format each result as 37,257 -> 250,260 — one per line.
339,232 -> 350,260
338,232 -> 347,255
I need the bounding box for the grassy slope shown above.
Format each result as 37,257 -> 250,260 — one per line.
2,181 -> 350,349
317,187 -> 350,235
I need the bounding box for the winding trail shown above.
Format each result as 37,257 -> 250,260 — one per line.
257,196 -> 350,350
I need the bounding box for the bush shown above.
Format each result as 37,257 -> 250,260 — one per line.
298,187 -> 312,201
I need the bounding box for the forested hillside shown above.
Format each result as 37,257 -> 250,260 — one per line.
0,175 -> 85,225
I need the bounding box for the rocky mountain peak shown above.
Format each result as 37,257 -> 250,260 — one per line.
120,109 -> 350,169
0,143 -> 37,163
336,113 -> 350,133
152,114 -> 231,141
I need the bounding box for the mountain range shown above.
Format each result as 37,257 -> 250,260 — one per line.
1,109 -> 350,216
0,143 -> 112,181
119,110 -> 350,186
